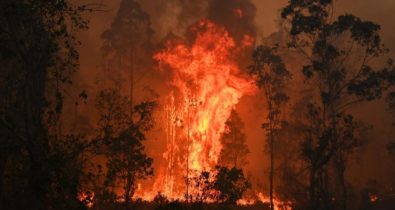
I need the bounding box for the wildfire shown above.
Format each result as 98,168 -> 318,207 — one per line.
369,194 -> 379,203
134,19 -> 256,200
78,191 -> 95,208
156,19 -> 255,170
237,193 -> 292,210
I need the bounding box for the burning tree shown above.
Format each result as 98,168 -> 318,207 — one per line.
218,109 -> 250,168
152,19 -> 256,199
281,0 -> 395,209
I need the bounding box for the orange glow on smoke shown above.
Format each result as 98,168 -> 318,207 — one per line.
241,34 -> 254,48
233,8 -> 243,18
133,19 -> 256,200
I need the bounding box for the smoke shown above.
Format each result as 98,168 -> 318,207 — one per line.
138,0 -> 257,44
208,0 -> 257,43
69,0 -> 395,202
137,0 -> 207,41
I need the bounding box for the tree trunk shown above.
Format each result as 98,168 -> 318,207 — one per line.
130,50 -> 135,115
0,150 -> 8,209
24,65 -> 50,210
335,154 -> 347,210
309,166 -> 317,210
269,129 -> 274,210
124,171 -> 132,207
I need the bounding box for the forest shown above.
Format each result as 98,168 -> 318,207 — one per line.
1,0 -> 395,210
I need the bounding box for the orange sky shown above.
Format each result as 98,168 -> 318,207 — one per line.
72,0 -> 395,191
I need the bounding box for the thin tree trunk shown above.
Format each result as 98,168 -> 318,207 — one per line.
336,154 -> 347,210
124,171 -> 132,207
267,93 -> 274,210
309,166 -> 317,210
24,66 -> 50,210
130,51 -> 134,115
269,131 -> 274,210
0,151 -> 8,209
124,49 -> 134,209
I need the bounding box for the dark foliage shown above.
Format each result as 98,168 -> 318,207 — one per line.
0,0 -> 90,209
249,44 -> 291,210
219,110 -> 250,168
281,1 -> 395,210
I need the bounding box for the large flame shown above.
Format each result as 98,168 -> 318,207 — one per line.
134,19 -> 256,200
155,19 -> 256,171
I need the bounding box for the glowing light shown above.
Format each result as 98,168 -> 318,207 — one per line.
134,19 -> 256,200
369,194 -> 379,203
233,8 -> 243,18
155,19 -> 256,171
257,193 -> 292,210
132,19 -> 290,209
78,191 -> 95,208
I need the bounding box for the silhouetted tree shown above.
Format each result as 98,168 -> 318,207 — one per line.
214,166 -> 251,204
0,0 -> 90,209
101,0 -> 154,111
190,170 -> 216,203
281,1 -> 395,209
249,45 -> 291,210
218,109 -> 250,168
94,89 -> 155,206
385,82 -> 395,161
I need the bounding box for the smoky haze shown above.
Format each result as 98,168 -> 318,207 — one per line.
69,0 -> 395,201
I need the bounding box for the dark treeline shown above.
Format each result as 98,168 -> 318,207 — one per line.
1,0 -> 395,210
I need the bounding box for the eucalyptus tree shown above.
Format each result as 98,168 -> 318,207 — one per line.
281,1 -> 394,209
101,0 -> 154,111
249,45 -> 291,210
219,109 -> 250,168
94,89 -> 155,205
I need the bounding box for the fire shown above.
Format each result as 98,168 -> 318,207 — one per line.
369,194 -> 379,203
257,193 -> 292,210
237,193 -> 292,210
242,34 -> 254,48
156,19 -> 255,171
134,19 -> 256,200
78,191 -> 95,208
